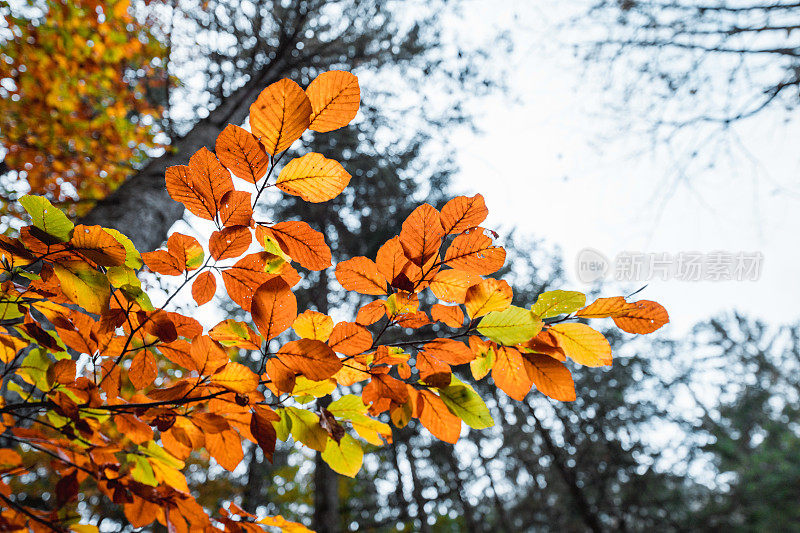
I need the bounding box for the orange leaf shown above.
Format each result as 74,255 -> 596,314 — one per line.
276,153 -> 351,202
142,249 -> 183,275
464,278 -> 512,318
47,359 -> 76,385
443,228 -> 505,275
209,226 -> 252,260
189,335 -> 229,375
306,70 -> 360,132
422,339 -> 474,364
251,277 -> 297,340
114,414 -> 153,445
276,339 -> 342,381
70,225 -> 126,266
328,322 -> 372,356
521,330 -> 566,362
219,190 -> 253,227
209,319 -> 262,350
431,304 -> 464,328
267,221 -> 332,271
167,233 -> 204,271
362,372 -> 409,408
492,346 -> 533,401
335,257 -> 387,295
376,236 -> 409,287
399,204 -> 444,267
251,406 -> 278,463
415,350 -> 452,387
549,323 -> 612,367
191,271 -> 216,305
429,269 -> 482,303
523,353 -> 576,401
129,350 -> 157,389
575,296 -> 632,318
215,124 -> 270,183
440,194 -> 488,235
265,357 -> 297,393
165,164 -> 215,220
356,300 -> 387,326
211,362 -> 259,394
612,300 -> 670,334
221,252 -> 279,311
293,310 -> 334,341
415,390 -> 461,444
249,78 -> 311,155
188,147 -> 234,220
205,429 -> 243,472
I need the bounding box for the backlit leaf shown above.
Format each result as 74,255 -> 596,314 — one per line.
464,278 -> 512,319
443,228 -> 505,275
19,195 -> 73,241
431,304 -> 464,328
415,389 -> 461,444
440,194 -> 488,235
276,339 -> 342,381
70,225 -> 126,266
477,305 -> 543,345
523,353 -> 576,401
306,70 -> 360,132
129,350 -> 157,389
251,277 -> 297,341
335,257 -> 387,295
209,226 -> 252,260
429,269 -> 482,303
612,300 -> 670,334
321,433 -> 363,477
211,362 -> 259,394
549,323 -> 612,367
267,221 -> 332,270
531,290 -> 586,319
293,310 -> 334,341
492,346 -> 533,401
438,376 -> 494,429
191,272 -> 216,305
399,204 -> 445,267
219,190 -> 253,227
249,78 -> 311,155
276,153 -> 351,202
328,322 -> 372,356
215,124 -> 269,183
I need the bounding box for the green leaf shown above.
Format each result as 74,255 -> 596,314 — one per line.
140,441 -> 184,470
438,376 -> 494,430
531,290 -> 586,319
286,406 -> 327,452
328,395 -> 390,445
477,305 -> 542,346
127,454 -> 158,487
470,345 -> 495,380
19,195 -> 74,241
104,228 -> 143,269
320,434 -> 363,478
273,408 -> 292,441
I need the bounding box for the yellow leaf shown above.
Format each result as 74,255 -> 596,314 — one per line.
276,153 -> 351,202
549,323 -> 612,367
320,434 -> 363,477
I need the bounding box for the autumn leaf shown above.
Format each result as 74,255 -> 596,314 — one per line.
167,233 -> 204,271
249,78 -> 311,155
440,194 -> 489,235
266,221 -> 332,271
429,269 -> 482,303
188,147 -> 234,220
209,226 -> 252,260
321,434 -> 363,477
205,429 -> 244,472
211,363 -> 259,394
209,319 -> 262,350
335,256 -> 388,295
431,304 -> 464,328
438,376 -> 493,429
215,124 -> 270,183
523,353 -> 576,401
306,70 -> 360,132
531,290 -> 586,319
19,195 -> 73,241
70,225 -> 126,266
328,322 -> 372,356
250,405 -> 279,463
221,252 -> 281,311
612,300 -> 670,334
415,389 -> 461,444
549,323 -> 612,367
442,228 -> 506,275
276,153 -> 351,202
218,190 -> 253,227
293,310 -> 334,341
492,346 -> 534,401
191,272 -> 216,305
129,350 -> 157,389
464,278 -> 512,319
477,305 -> 543,346
276,339 -> 342,381
399,204 -> 445,267
251,277 -> 298,340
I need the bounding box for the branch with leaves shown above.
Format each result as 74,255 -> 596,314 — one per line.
0,70 -> 668,532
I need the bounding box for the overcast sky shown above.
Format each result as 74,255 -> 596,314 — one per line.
449,2 -> 800,333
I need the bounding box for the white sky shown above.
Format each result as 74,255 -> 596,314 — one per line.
449,2 -> 800,333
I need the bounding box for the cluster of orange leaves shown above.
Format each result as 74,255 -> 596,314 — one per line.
0,70 -> 668,532
0,0 -> 166,215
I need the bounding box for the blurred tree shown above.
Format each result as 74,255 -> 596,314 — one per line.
577,1 -> 800,129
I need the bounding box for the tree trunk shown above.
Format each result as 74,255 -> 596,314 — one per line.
79,59 -> 294,252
